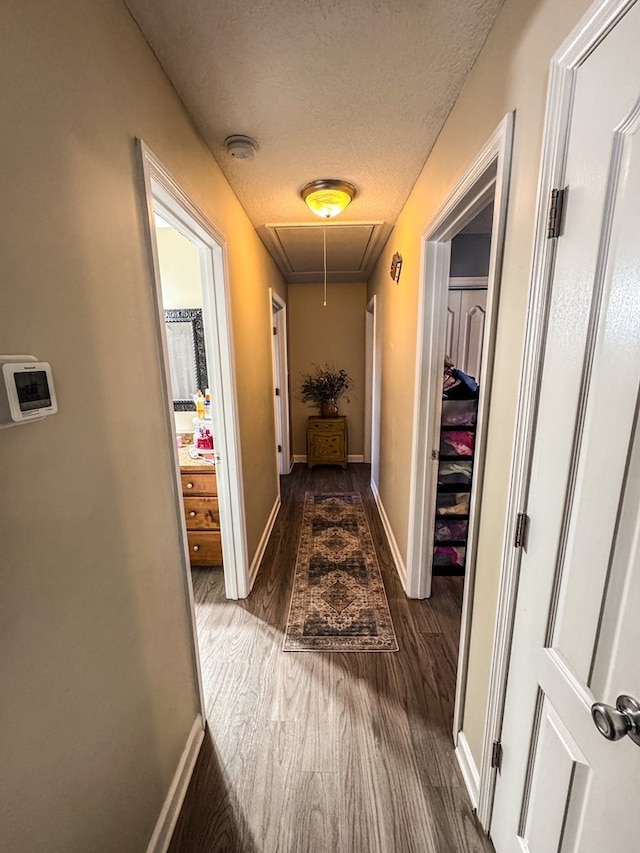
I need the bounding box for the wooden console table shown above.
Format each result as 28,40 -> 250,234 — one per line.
307,416 -> 348,469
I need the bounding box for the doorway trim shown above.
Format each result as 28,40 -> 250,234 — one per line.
406,114 -> 514,794
477,0 -> 638,832
365,296 -> 381,488
138,141 -> 250,606
270,290 -> 292,476
407,112 -> 514,600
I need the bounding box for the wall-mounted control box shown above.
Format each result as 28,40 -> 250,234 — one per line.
0,356 -> 58,429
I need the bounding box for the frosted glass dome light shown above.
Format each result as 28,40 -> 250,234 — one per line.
300,180 -> 357,218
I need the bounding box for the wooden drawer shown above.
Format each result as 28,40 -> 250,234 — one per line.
180,470 -> 217,496
186,531 -> 222,566
309,433 -> 345,463
183,496 -> 220,530
310,419 -> 343,432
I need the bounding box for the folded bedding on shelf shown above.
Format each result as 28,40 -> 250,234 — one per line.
440,430 -> 474,457
438,460 -> 472,485
436,492 -> 470,516
433,545 -> 466,566
434,519 -> 468,541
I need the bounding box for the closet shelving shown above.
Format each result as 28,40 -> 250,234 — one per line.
433,397 -> 478,576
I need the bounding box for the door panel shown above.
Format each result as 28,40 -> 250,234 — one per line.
523,699 -> 585,853
446,290 -> 461,363
446,288 -> 487,382
491,4 -> 640,850
459,291 -> 486,382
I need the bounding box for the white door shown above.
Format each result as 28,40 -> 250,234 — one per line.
492,4 -> 640,850
446,288 -> 487,383
365,296 -> 382,488
271,296 -> 291,475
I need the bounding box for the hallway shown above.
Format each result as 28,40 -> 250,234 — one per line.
169,464 -> 493,853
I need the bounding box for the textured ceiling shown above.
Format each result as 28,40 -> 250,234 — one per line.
125,0 -> 504,281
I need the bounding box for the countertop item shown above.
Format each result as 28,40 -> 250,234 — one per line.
178,444 -> 216,469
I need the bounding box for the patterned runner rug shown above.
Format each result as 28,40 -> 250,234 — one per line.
283,492 -> 398,652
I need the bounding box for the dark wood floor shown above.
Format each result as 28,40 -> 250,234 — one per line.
169,464 -> 493,853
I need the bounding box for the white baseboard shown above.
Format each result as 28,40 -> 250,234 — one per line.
292,454 -> 364,463
370,480 -> 407,589
455,731 -> 480,809
248,494 -> 281,590
146,715 -> 205,853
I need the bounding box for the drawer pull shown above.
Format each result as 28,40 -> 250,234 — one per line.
189,511 -> 197,517
186,482 -> 194,489
192,545 -> 199,552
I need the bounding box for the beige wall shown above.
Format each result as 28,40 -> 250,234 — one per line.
156,226 -> 202,309
0,1 -> 285,851
289,282 -> 367,457
367,0 -> 592,766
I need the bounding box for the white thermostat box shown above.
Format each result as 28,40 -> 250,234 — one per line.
0,356 -> 58,429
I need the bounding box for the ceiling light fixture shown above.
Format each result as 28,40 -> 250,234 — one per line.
300,179 -> 357,219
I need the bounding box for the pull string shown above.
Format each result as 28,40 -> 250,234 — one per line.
323,226 -> 327,307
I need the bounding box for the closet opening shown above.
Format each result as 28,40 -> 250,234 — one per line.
435,204 -> 493,580
406,115 -> 514,767
138,141 -> 249,615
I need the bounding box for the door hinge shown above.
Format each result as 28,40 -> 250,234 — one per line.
514,512 -> 529,549
431,449 -> 439,460
547,187 -> 566,238
491,740 -> 503,771
273,326 -> 277,335
277,444 -> 282,453
275,387 -> 280,397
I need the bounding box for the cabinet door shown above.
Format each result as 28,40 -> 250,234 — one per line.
458,289 -> 487,383
445,290 -> 462,364
309,429 -> 344,464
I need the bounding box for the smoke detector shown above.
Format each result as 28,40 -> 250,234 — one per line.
224,135 -> 258,160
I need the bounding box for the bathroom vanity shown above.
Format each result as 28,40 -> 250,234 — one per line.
179,445 -> 222,568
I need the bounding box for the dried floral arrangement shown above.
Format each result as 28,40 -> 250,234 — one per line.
299,363 -> 353,409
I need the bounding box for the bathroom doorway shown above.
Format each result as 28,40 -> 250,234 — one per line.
138,141 -> 249,602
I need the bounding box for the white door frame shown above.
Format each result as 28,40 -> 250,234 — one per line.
406,113 -> 514,760
138,141 -> 249,609
478,0 -> 637,832
364,304 -> 373,463
365,296 -> 381,488
270,290 -> 292,475
407,113 -> 514,597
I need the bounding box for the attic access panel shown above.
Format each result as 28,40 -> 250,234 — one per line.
263,222 -> 386,283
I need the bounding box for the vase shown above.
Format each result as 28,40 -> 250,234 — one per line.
321,398 -> 339,418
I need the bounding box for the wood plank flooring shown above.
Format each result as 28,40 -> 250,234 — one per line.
169,464 -> 493,853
